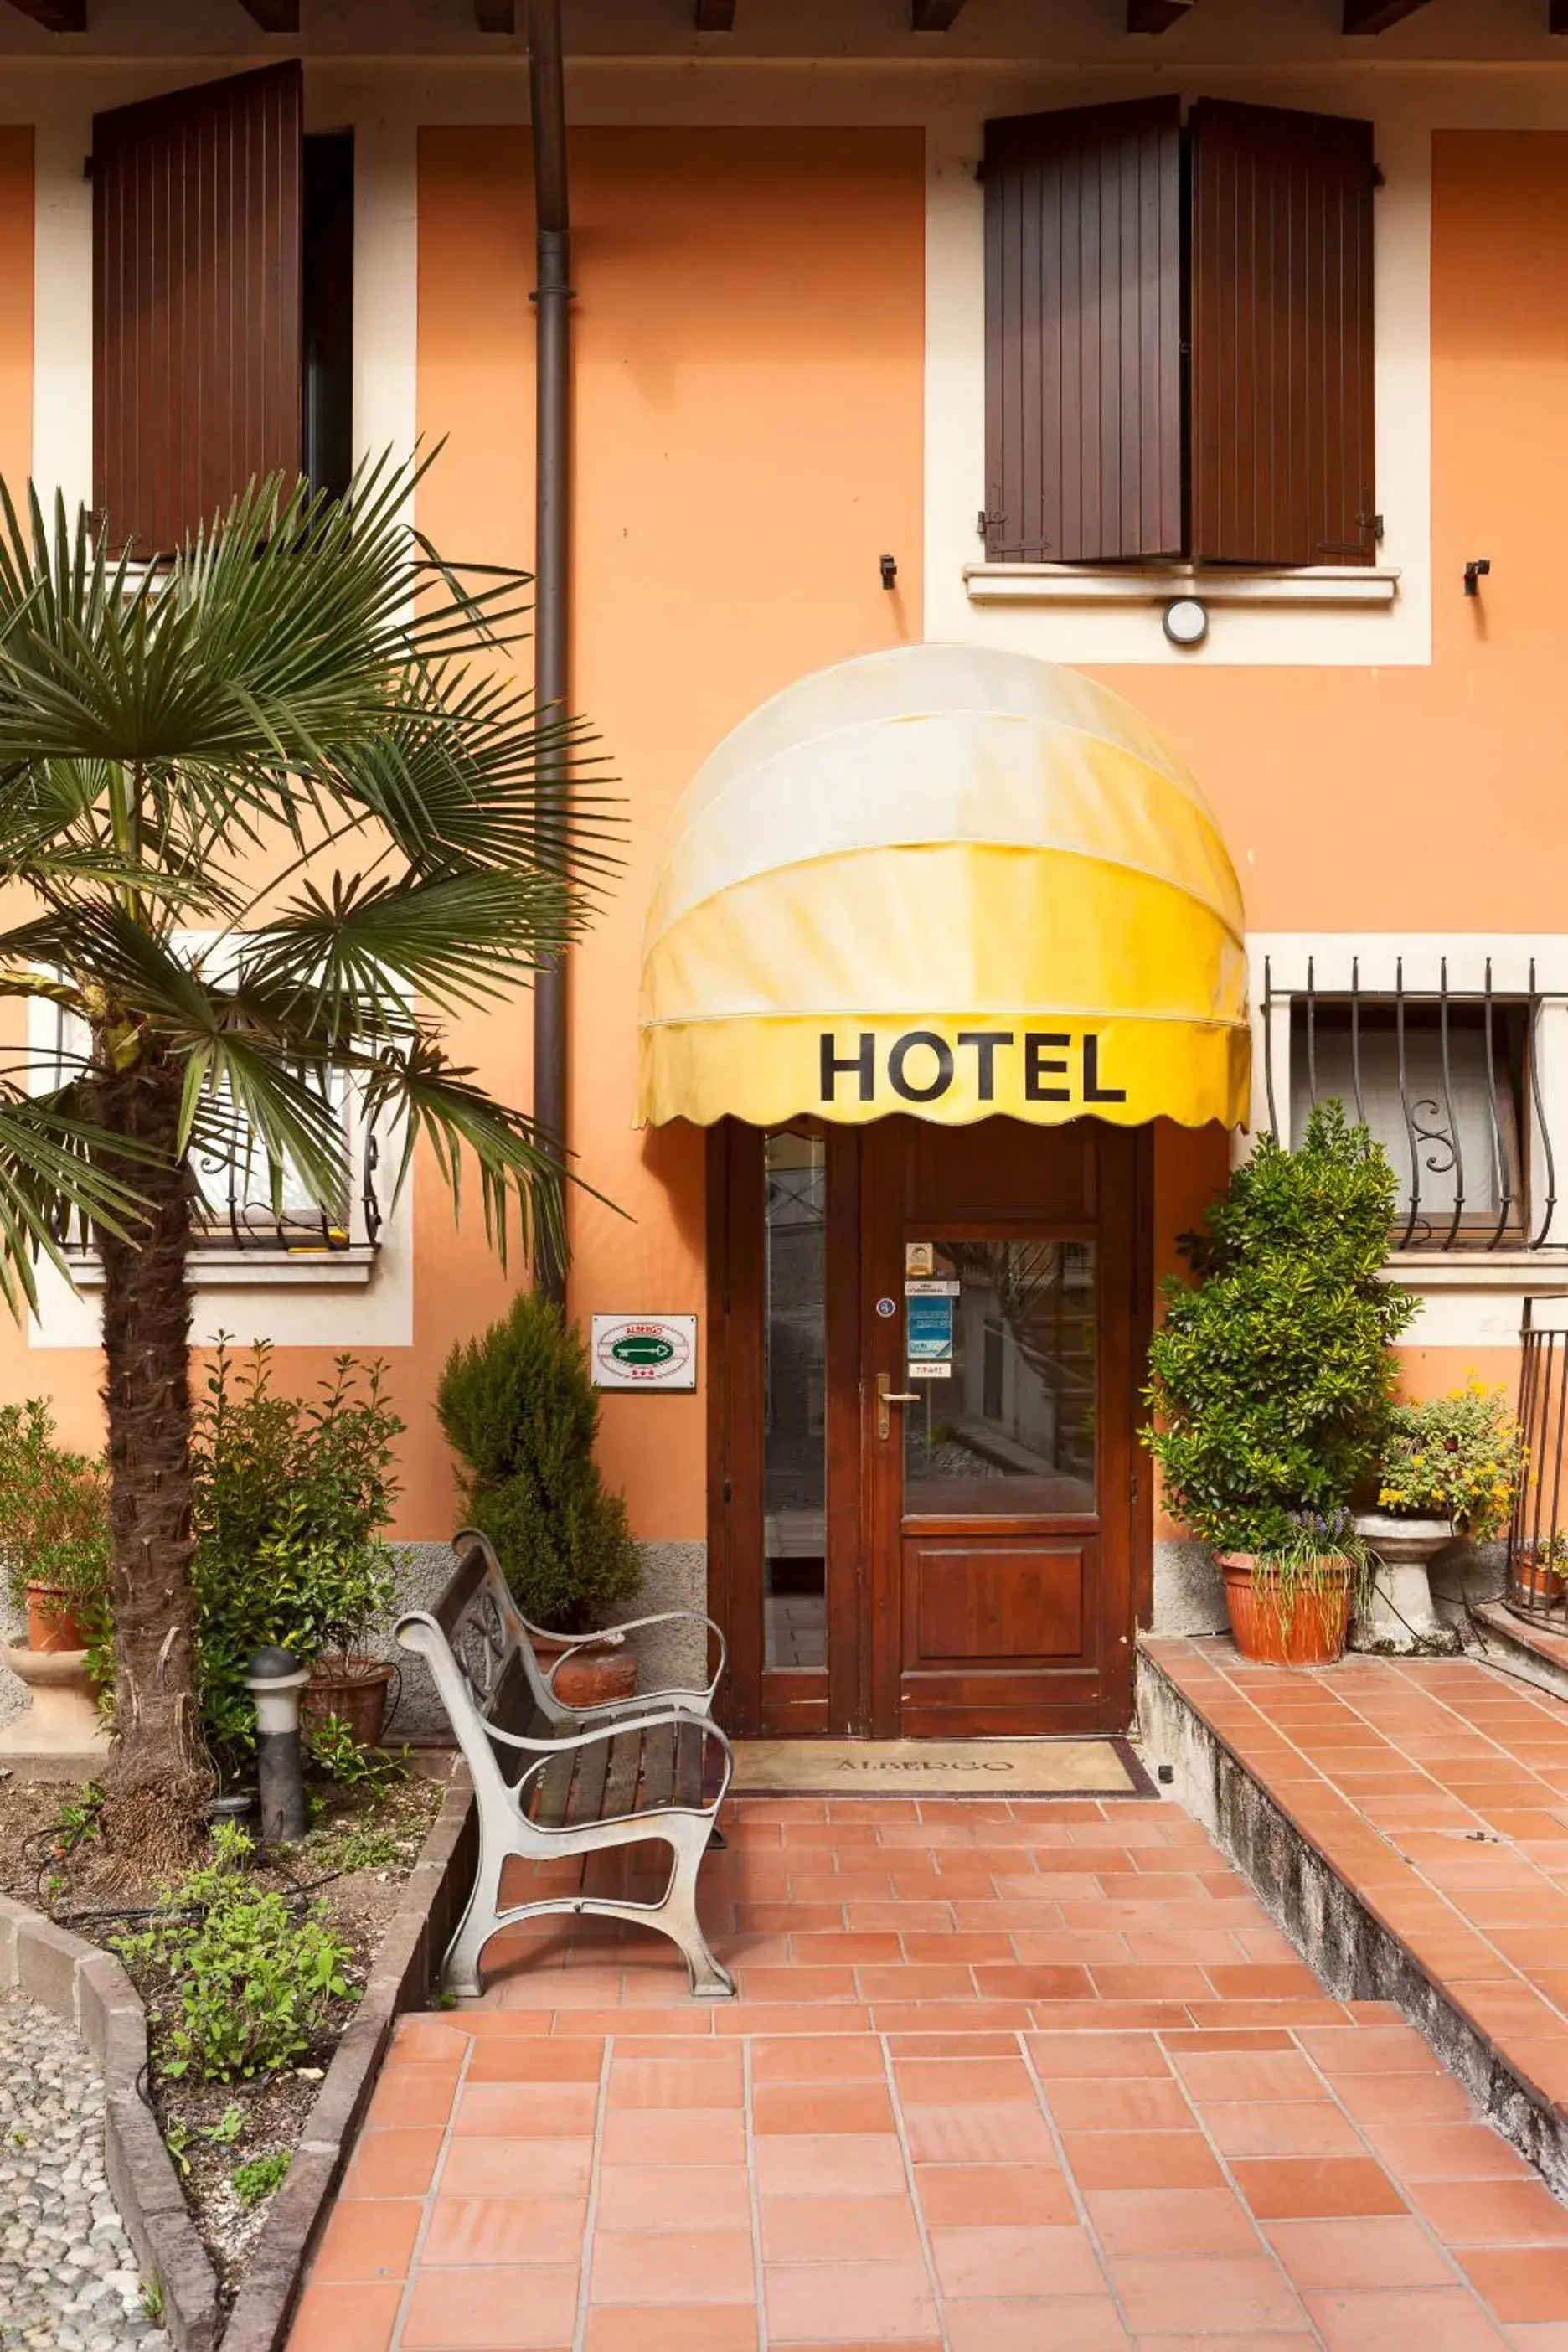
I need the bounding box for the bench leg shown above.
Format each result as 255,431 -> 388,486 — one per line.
442,1852 -> 506,2000
660,1818 -> 735,2000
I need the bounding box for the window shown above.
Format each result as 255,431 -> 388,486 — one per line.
92,64 -> 356,554
39,963 -> 382,1263
1262,954 -> 1568,1254
983,96 -> 1375,569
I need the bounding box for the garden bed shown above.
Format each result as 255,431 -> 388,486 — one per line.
0,1763 -> 442,2311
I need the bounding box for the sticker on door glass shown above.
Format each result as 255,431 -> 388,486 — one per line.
906,1291 -> 953,1371
905,1241 -> 935,1279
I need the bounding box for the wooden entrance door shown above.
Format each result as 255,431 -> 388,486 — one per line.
707,1117 -> 1148,1738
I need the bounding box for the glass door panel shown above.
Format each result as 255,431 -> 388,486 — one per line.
902,1238 -> 1098,1517
763,1130 -> 827,1670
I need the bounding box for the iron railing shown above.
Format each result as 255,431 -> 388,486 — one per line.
1262,954 -> 1566,1252
1507,1299 -> 1568,1624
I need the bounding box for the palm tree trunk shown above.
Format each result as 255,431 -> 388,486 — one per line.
88,1042 -> 212,1871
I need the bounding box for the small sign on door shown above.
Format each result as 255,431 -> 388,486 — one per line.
905,1241 -> 935,1279
906,1291 -> 953,1378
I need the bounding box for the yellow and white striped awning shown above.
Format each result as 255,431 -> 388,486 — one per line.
638,644 -> 1248,1130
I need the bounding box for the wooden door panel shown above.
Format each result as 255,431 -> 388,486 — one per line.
904,1537 -> 1089,1663
901,1115 -> 1096,1225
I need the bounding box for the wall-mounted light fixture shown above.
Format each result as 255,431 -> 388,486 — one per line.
1163,596 -> 1209,649
879,554 -> 898,591
1463,559 -> 1491,597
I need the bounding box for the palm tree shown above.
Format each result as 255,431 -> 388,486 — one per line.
0,456 -> 611,1870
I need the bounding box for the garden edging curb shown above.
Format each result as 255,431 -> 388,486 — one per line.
0,1890 -> 221,2352
219,1762 -> 477,2352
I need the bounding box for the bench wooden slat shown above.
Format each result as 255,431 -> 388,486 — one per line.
637,1721 -> 676,1816
602,1725 -> 643,1824
528,1746 -> 578,1828
675,1716 -> 704,1813
565,1730 -> 612,1830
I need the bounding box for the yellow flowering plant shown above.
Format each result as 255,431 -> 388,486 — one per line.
1375,1379 -> 1521,1540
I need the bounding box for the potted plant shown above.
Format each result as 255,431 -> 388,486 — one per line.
191,1344 -> 403,1772
1143,1102 -> 1417,1666
438,1291 -> 642,1705
1354,1379 -> 1519,1647
0,1399 -> 111,1658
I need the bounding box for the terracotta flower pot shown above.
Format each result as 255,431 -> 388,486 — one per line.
1218,1554 -> 1351,1667
303,1653 -> 395,1748
24,1582 -> 93,1655
1514,1556 -> 1567,1608
535,1632 -> 638,1710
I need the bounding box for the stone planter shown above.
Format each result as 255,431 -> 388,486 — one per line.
1351,1513 -> 1457,1653
0,1639 -> 110,1766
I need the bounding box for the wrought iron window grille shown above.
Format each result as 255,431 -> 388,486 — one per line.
1261,953 -> 1566,1253
40,1002 -> 382,1261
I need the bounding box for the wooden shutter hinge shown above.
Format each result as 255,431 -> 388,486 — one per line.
1371,161 -> 1386,188
81,154 -> 93,181
977,505 -> 1005,541
1359,509 -> 1385,543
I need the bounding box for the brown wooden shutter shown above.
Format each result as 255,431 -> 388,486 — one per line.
983,98 -> 1183,565
93,62 -> 302,556
1189,99 -> 1375,567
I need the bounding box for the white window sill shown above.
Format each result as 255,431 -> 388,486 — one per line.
1382,1251 -> 1568,1289
963,563 -> 1400,610
64,1245 -> 379,1292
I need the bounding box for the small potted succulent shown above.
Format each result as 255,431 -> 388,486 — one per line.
1143,1104 -> 1416,1666
1355,1380 -> 1519,1646
438,1291 -> 642,1705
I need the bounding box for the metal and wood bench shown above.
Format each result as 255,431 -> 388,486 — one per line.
397,1527 -> 735,1999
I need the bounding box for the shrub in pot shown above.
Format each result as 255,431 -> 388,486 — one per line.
0,1398 -> 111,1668
1142,1102 -> 1417,1664
192,1344 -> 402,1770
438,1292 -> 642,1705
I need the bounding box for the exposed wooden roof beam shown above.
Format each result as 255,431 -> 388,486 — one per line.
475,0 -> 516,27
1343,0 -> 1431,31
3,1 -> 86,28
695,1 -> 736,27
236,0 -> 299,28
1128,1 -> 1196,31
911,1 -> 968,27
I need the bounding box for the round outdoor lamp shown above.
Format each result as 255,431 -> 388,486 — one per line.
245,1645 -> 311,1845
1163,596 -> 1210,649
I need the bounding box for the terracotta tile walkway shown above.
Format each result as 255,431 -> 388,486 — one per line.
1146,1641 -> 1568,2117
289,1790 -> 1568,2349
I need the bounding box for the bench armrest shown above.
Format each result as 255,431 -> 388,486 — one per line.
543,1612 -> 728,1704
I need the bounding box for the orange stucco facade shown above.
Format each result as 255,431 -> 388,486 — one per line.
0,34 -> 1559,1607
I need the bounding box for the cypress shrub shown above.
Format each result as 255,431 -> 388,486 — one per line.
436,1292 -> 642,1631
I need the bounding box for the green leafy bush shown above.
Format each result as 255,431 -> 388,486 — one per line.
233,2150 -> 291,2207
304,1710 -> 409,1794
437,1292 -> 640,1631
112,1822 -> 355,2081
1377,1378 -> 1521,1538
1143,1102 -> 1418,1560
192,1344 -> 402,1766
0,1399 -> 111,1662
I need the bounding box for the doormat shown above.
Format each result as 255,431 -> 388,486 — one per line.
730,1736 -> 1153,1799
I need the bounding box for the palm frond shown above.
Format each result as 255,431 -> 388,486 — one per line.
0,1086 -> 151,1315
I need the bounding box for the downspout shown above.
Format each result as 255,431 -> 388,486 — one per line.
528,0 -> 571,1306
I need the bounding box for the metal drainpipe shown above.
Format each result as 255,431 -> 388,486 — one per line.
528,0 -> 571,1307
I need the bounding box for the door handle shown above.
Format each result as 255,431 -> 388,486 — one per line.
877,1371 -> 921,1440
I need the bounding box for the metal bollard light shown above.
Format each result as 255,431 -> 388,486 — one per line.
244,1646 -> 311,1845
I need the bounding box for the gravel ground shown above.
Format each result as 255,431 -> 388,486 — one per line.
0,1988 -> 171,2352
